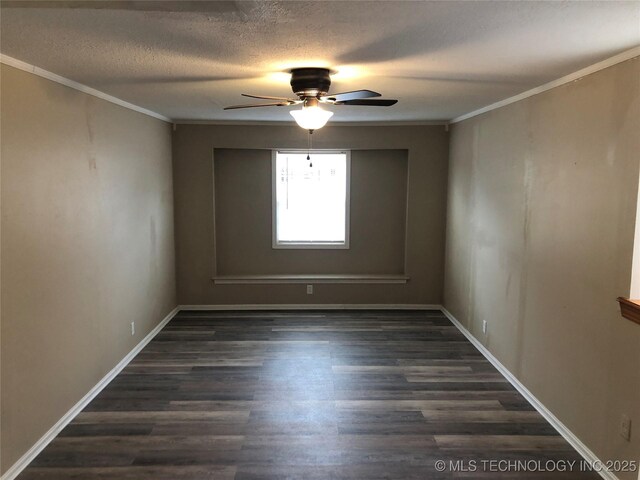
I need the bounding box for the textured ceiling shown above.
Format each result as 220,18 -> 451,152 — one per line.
1,1 -> 639,122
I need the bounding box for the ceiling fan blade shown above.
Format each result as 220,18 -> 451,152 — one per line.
224,102 -> 292,110
334,99 -> 398,106
321,90 -> 381,102
242,93 -> 297,102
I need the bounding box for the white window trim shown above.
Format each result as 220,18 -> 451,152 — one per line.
272,149 -> 351,250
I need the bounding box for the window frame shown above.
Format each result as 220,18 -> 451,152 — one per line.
271,149 -> 351,250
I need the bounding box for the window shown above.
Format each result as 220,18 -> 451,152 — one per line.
272,150 -> 350,248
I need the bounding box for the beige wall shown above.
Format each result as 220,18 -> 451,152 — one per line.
6,50 -> 635,477
444,57 -> 640,477
214,148 -> 408,275
0,64 -> 177,473
173,124 -> 449,305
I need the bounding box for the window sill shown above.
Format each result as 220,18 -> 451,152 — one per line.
272,243 -> 349,250
617,297 -> 640,325
213,274 -> 409,285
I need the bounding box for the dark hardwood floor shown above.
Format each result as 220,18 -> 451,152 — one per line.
18,310 -> 597,479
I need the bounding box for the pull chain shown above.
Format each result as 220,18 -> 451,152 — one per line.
307,129 -> 313,167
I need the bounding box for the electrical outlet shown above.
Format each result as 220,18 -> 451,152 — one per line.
620,414 -> 631,441
131,322 -> 135,336
482,320 -> 488,334
307,284 -> 313,295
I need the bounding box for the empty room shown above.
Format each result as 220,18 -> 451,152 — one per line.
1,1 -> 639,479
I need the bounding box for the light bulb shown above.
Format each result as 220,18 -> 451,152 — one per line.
290,105 -> 333,130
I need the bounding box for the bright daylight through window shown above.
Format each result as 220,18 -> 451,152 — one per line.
273,150 -> 350,248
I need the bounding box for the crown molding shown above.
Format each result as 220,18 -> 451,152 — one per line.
4,44 -> 638,128
451,45 -> 640,124
0,54 -> 172,123
173,119 -> 449,126
0,53 -> 446,127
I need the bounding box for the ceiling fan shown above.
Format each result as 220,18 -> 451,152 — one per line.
224,67 -> 398,130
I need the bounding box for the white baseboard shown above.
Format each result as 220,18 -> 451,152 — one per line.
0,306 -> 180,480
178,304 -> 440,311
440,306 -> 618,480
2,304 -> 618,480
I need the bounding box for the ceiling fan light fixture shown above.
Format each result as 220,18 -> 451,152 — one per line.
290,105 -> 333,131
224,67 -> 397,122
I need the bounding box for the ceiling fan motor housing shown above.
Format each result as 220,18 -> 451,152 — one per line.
290,68 -> 332,98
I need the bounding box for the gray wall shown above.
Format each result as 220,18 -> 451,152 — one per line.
6,52 -> 636,478
444,57 -> 640,477
173,125 -> 449,305
214,148 -> 408,275
0,64 -> 177,473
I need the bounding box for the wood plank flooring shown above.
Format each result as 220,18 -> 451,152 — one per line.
18,310 -> 597,479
